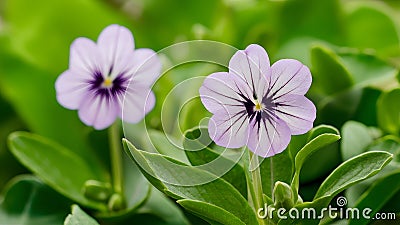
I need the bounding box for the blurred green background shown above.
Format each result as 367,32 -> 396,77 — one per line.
1,0 -> 400,224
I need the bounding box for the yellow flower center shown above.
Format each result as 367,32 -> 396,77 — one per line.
254,100 -> 264,112
255,103 -> 262,110
102,77 -> 113,88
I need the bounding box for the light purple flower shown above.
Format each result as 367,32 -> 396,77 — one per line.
199,44 -> 316,158
56,24 -> 161,130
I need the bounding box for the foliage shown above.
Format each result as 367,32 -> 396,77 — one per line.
1,0 -> 400,224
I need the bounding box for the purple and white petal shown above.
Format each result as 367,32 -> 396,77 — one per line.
69,37 -> 102,75
129,48 -> 162,86
122,85 -> 156,124
269,59 -> 312,100
97,24 -> 135,78
229,44 -> 271,99
247,116 -> 291,158
55,70 -> 89,109
208,108 -> 249,149
274,94 -> 316,135
78,95 -> 119,130
200,72 -> 252,114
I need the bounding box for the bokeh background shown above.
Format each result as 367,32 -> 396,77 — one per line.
1,0 -> 400,224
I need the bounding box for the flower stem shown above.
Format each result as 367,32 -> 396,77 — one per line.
109,122 -> 124,195
248,151 -> 266,225
270,157 -> 274,201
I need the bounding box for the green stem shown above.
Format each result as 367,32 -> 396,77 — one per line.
270,157 -> 274,201
109,122 -> 124,195
248,151 -> 266,225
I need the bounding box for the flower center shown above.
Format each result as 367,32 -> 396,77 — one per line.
102,77 -> 113,88
254,100 -> 264,112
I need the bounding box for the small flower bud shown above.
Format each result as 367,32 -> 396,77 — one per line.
273,181 -> 294,209
108,193 -> 126,212
82,180 -> 112,202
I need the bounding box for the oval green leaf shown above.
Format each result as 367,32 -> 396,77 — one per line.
341,121 -> 374,161
8,132 -> 107,210
314,151 -> 393,199
311,45 -> 354,95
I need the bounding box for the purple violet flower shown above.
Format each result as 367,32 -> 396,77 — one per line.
199,44 -> 316,157
56,24 -> 161,130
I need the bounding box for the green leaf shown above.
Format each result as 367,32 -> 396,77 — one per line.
123,139 -> 258,225
368,136 -> 400,162
291,132 -> 341,199
306,125 -> 340,142
183,127 -> 247,198
148,129 -> 189,163
8,132 -> 107,210
0,175 -> 71,225
377,88 -> 400,135
339,51 -> 398,87
134,187 -> 190,225
64,205 -> 99,225
311,45 -> 354,95
314,151 -> 393,199
341,121 -> 374,161
178,199 -> 246,225
345,3 -> 400,57
349,170 -> 400,225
